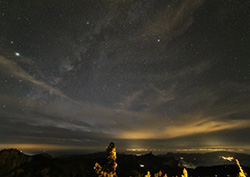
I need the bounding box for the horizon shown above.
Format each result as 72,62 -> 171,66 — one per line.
1,0 -> 250,155
1,144 -> 250,157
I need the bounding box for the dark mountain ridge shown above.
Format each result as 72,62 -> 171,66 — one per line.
159,151 -> 250,167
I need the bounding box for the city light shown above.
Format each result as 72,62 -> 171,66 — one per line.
221,156 -> 234,161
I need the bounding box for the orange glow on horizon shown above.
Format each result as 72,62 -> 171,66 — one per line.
126,147 -> 245,153
0,144 -> 84,151
119,120 -> 250,140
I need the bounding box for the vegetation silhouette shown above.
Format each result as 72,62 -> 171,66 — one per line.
95,142 -> 118,177
236,159 -> 247,177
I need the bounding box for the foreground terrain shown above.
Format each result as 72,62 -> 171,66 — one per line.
0,149 -> 249,177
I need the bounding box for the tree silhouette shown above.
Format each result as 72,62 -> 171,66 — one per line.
95,142 -> 118,177
236,159 -> 247,177
105,142 -> 117,175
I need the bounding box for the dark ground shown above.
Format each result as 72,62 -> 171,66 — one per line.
0,149 -> 250,177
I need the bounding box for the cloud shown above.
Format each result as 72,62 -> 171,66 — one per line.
116,106 -> 250,140
0,55 -> 123,140
165,119 -> 250,139
118,118 -> 250,140
169,60 -> 212,80
143,0 -> 205,41
1,55 -> 249,146
118,84 -> 175,111
0,55 -> 72,101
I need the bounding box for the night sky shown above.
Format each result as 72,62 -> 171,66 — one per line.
1,0 -> 250,155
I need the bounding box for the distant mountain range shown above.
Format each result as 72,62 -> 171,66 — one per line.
0,149 -> 249,177
159,151 -> 250,167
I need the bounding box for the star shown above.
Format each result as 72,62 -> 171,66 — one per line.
15,52 -> 20,56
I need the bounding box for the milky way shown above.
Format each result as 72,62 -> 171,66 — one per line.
1,0 -> 250,155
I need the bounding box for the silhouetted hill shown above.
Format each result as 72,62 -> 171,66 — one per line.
0,149 -> 95,177
0,149 -> 250,177
0,149 -> 32,176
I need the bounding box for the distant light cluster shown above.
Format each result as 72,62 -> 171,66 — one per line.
220,156 -> 234,161
126,148 -> 161,152
126,148 -> 244,153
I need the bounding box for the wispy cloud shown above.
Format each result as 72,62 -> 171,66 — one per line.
0,56 -> 72,101
144,0 -> 205,41
1,55 -> 249,147
118,120 -> 250,139
118,84 -> 175,112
